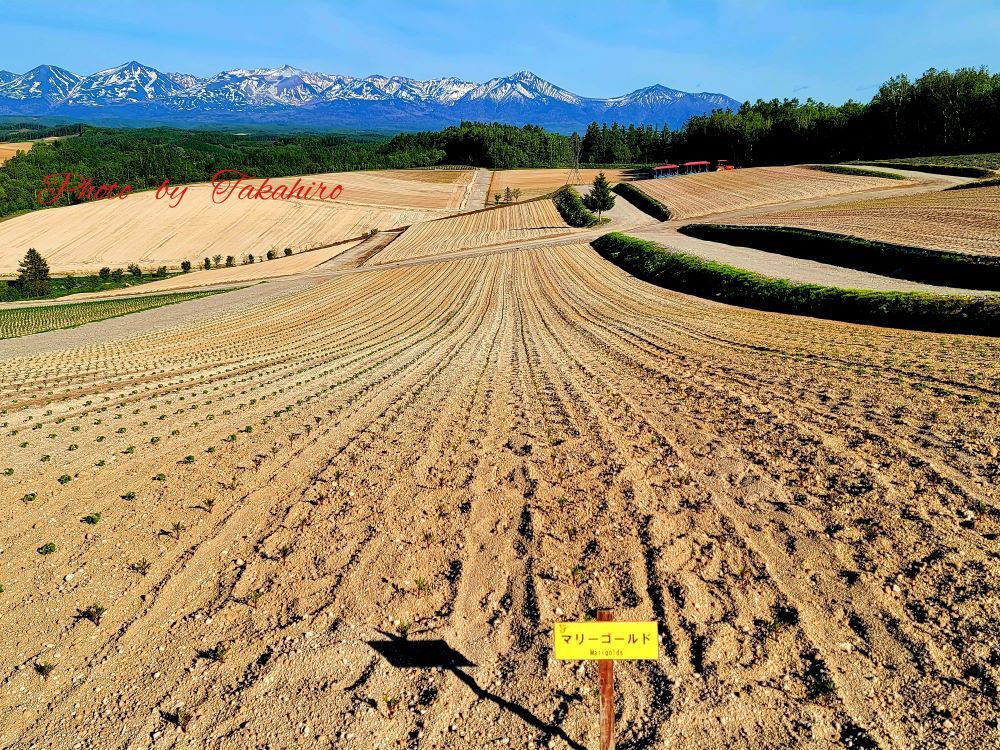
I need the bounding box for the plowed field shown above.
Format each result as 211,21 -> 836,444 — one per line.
633,166 -> 912,220
1,242 -> 996,750
370,199 -> 575,265
0,169 -> 472,276
488,169 -> 633,201
731,184 -> 1000,257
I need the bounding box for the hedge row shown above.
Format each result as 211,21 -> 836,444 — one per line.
611,182 -> 672,220
810,165 -> 906,180
552,186 -> 600,227
678,224 -> 1000,290
947,176 -> 1000,191
853,161 -> 994,178
592,232 -> 999,336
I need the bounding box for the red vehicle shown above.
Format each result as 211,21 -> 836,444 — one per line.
715,159 -> 735,171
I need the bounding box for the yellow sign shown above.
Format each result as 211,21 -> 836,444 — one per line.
553,621 -> 659,660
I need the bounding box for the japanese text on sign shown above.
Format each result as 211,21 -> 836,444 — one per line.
553,621 -> 659,660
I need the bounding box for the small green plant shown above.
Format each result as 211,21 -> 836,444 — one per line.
203,498 -> 215,513
180,455 -> 195,464
415,577 -> 429,594
247,589 -> 262,606
83,512 -> 101,525
123,445 -> 135,454
766,605 -> 800,635
38,542 -> 56,555
132,559 -> 151,576
396,622 -> 411,639
36,661 -> 56,679
22,492 -> 36,503
174,708 -> 194,732
384,695 -> 399,718
206,643 -> 228,662
278,543 -> 292,561
570,565 -> 585,585
80,603 -> 106,626
2,467 -> 12,476
171,521 -> 185,540
57,474 -> 71,484
153,473 -> 166,481
121,491 -> 136,500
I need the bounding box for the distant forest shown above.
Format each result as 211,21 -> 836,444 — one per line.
0,66 -> 997,219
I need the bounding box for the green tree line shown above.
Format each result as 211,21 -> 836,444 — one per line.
1,65 -> 998,220
0,128 -> 445,217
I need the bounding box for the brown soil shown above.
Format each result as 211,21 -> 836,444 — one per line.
0,167 -> 998,750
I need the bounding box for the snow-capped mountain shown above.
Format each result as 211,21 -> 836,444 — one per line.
0,65 -> 82,103
0,62 -> 741,131
165,72 -> 204,90
65,61 -> 184,106
464,71 -> 581,104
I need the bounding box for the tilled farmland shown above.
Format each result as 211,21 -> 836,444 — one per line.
371,199 -> 578,265
0,237 -> 997,750
632,166 -> 914,220
0,169 -> 472,276
730,184 -> 1000,257
488,169 -> 634,201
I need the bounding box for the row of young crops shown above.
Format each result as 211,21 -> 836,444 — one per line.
0,290 -> 223,340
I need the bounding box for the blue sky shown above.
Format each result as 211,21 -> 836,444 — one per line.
4,1 -> 999,103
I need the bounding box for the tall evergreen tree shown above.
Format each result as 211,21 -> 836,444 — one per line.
17,248 -> 51,298
582,172 -> 615,219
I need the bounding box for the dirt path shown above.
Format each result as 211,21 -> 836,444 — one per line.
628,166 -> 992,293
630,224 -> 994,294
461,169 -> 493,211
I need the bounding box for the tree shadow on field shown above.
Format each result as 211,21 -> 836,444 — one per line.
367,632 -> 585,750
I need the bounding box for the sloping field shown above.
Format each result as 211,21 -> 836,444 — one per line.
488,168 -> 632,201
370,199 -> 575,265
633,166 -> 911,220
30,239 -> 365,299
300,168 -> 474,210
0,170 -> 461,275
0,290 -> 223,339
731,184 -> 1000,258
0,141 -> 35,165
0,243 -> 996,749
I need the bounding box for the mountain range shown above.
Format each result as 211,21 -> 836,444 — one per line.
0,62 -> 741,131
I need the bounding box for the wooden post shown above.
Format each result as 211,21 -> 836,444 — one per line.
597,608 -> 615,750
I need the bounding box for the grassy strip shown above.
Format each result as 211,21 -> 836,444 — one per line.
1,272 -> 181,302
852,161 -> 993,178
946,177 -> 1000,191
678,224 -> 1000,291
552,186 -> 601,227
612,182 -> 672,220
854,153 -> 1000,171
0,290 -> 226,340
592,232 -> 999,336
811,164 -> 907,180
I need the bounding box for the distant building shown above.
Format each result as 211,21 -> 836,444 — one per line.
681,160 -> 711,174
650,164 -> 679,179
